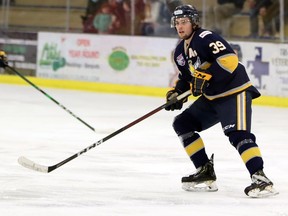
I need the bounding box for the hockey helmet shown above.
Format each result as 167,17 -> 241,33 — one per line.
171,4 -> 200,28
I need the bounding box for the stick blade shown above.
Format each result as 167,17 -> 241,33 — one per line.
18,156 -> 49,173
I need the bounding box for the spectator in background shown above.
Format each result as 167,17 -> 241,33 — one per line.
141,0 -> 176,36
93,3 -> 117,34
258,0 -> 281,38
82,0 -> 146,35
108,0 -> 130,35
84,0 -> 106,17
82,0 -> 107,33
247,0 -> 272,38
205,0 -> 244,37
257,6 -> 270,37
133,0 -> 146,35
156,0 -> 177,36
213,0 -> 245,37
110,0 -> 146,35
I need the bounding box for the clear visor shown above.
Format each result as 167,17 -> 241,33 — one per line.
170,15 -> 191,28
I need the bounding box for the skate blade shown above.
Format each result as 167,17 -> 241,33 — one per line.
182,180 -> 218,192
247,185 -> 279,198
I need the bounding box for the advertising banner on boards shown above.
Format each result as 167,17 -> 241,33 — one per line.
36,32 -> 288,97
37,32 -> 179,87
230,41 -> 288,97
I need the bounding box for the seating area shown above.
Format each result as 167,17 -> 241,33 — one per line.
230,14 -> 251,37
195,0 -> 252,38
15,0 -> 86,8
0,0 -> 87,32
0,0 -> 286,39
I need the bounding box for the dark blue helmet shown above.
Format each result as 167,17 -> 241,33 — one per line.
171,4 -> 200,28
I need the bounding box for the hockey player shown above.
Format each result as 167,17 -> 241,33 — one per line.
0,50 -> 8,68
165,4 -> 278,198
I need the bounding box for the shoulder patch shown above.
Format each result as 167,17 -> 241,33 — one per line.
176,53 -> 185,66
199,31 -> 212,38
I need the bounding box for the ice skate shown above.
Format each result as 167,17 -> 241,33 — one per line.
244,170 -> 279,198
182,154 -> 218,192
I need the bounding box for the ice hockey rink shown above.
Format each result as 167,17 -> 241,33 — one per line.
1,83 -> 287,216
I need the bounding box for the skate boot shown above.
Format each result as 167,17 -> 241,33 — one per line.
244,170 -> 279,198
182,154 -> 218,192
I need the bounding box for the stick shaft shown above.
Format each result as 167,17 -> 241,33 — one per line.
50,100 -> 174,171
18,90 -> 191,173
6,65 -> 95,132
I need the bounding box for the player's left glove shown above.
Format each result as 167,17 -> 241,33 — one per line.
0,50 -> 8,68
165,80 -> 190,111
191,68 -> 212,96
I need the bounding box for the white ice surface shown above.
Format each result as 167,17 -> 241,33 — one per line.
0,83 -> 287,216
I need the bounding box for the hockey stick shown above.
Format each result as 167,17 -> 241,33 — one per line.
5,64 -> 96,132
18,90 -> 191,173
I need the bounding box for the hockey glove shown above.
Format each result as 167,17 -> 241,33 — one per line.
0,50 -> 8,68
191,68 -> 212,96
165,80 -> 190,111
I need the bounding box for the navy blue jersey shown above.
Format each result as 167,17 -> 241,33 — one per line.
173,28 -> 260,100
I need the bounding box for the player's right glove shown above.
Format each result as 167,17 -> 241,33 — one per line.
165,80 -> 191,111
0,50 -> 8,68
191,68 -> 212,96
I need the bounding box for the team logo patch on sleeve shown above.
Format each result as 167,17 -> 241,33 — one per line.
176,54 -> 185,66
